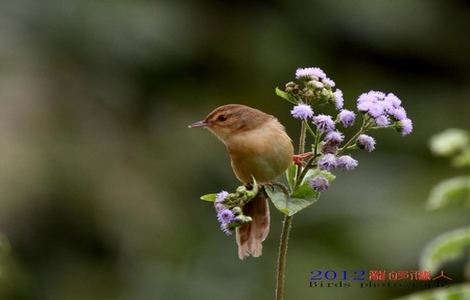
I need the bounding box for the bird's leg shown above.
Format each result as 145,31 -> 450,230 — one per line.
292,151 -> 314,166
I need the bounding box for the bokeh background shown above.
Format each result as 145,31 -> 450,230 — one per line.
0,0 -> 469,299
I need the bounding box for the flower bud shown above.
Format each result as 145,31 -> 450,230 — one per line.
232,206 -> 242,215
236,186 -> 247,194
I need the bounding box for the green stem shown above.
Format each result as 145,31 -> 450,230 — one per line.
305,122 -> 317,139
275,214 -> 292,300
276,120 -> 307,300
298,121 -> 307,154
337,116 -> 372,155
295,121 -> 308,183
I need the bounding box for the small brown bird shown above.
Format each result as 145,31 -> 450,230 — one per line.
190,104 -> 294,259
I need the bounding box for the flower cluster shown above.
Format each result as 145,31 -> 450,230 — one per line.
357,91 -> 413,136
317,153 -> 358,172
280,66 -> 413,192
212,187 -> 255,235
287,67 -> 345,116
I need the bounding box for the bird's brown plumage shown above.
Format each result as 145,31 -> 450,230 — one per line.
191,104 -> 293,259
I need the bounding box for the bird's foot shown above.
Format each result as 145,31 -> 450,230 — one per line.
244,182 -> 254,190
292,152 -> 314,166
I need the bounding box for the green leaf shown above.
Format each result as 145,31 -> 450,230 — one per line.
429,128 -> 469,157
275,87 -> 297,104
200,193 -> 217,202
285,164 -> 297,190
265,185 -> 290,215
266,183 -> 320,216
420,227 -> 470,274
287,184 -> 320,216
453,148 -> 470,168
301,168 -> 336,186
426,176 -> 470,210
392,283 -> 470,300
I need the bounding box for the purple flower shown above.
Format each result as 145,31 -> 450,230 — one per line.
322,77 -> 335,87
324,131 -> 344,144
333,89 -> 344,110
309,176 -> 329,192
338,110 -> 356,127
385,93 -> 402,108
220,223 -> 232,236
356,91 -> 386,118
357,90 -> 412,136
367,102 -> 385,118
390,106 -> 407,121
215,203 -> 225,211
337,155 -> 358,171
398,118 -> 413,136
358,91 -> 411,126
313,114 -> 335,133
318,153 -> 337,170
291,104 -> 314,120
357,134 -> 376,152
357,100 -> 373,113
375,115 -> 390,127
217,209 -> 235,224
216,191 -> 229,203
295,67 -> 326,79
357,92 -> 377,105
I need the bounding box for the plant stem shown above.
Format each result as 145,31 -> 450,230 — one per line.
276,120 -> 307,300
295,121 -> 307,183
337,116 -> 372,155
275,214 -> 292,300
298,121 -> 307,154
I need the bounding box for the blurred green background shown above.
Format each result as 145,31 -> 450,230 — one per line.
0,0 -> 469,299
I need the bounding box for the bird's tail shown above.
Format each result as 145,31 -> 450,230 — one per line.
236,187 -> 270,259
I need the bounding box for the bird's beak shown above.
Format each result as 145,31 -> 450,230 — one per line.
188,120 -> 208,128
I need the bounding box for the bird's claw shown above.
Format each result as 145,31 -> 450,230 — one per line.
292,152 -> 314,166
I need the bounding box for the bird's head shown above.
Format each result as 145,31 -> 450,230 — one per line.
189,104 -> 271,142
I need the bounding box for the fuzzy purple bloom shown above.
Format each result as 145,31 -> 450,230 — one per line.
357,91 -> 411,131
398,118 -> 413,136
318,153 -> 337,170
295,67 -> 326,79
357,100 -> 373,113
337,155 -> 358,171
385,93 -> 402,108
309,176 -> 329,192
333,89 -> 344,110
367,102 -> 385,118
324,131 -> 344,144
357,92 -> 378,105
357,134 -> 376,152
313,114 -> 335,133
215,203 -> 225,211
375,115 -> 390,127
338,110 -> 356,127
322,77 -> 335,87
215,190 -> 229,203
390,106 -> 407,121
217,209 -> 235,224
291,104 -> 314,120
356,91 -> 386,118
220,223 -> 232,236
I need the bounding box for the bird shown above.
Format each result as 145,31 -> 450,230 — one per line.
189,104 -> 294,259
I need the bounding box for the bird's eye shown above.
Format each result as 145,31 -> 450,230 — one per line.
217,115 -> 227,122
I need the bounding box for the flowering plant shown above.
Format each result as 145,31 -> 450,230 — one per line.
199,66 -> 413,299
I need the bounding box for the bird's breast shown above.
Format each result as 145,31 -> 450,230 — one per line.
226,120 -> 294,183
